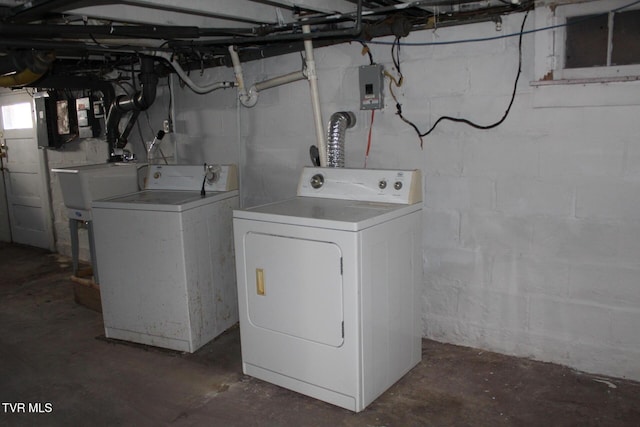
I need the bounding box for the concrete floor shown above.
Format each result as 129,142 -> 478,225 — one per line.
1,242 -> 639,427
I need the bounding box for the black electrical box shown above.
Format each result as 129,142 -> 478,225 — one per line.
35,95 -> 61,148
35,92 -> 90,148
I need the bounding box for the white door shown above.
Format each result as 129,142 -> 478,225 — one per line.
244,232 -> 344,347
0,91 -> 53,249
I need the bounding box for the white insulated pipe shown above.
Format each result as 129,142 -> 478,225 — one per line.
148,51 -> 234,94
230,46 -> 306,107
254,70 -> 306,92
228,45 -> 258,107
303,24 -> 327,167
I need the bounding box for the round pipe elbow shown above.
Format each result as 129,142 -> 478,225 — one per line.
240,86 -> 259,107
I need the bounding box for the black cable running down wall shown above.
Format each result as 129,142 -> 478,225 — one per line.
391,11 -> 529,146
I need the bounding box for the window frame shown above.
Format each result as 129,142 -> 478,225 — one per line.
553,0 -> 640,81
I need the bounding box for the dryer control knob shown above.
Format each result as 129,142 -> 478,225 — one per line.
378,179 -> 387,189
394,181 -> 403,190
310,173 -> 325,189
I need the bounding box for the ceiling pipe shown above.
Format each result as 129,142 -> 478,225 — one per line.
228,45 -> 253,106
170,0 -> 363,47
0,38 -> 163,54
147,50 -> 235,94
0,22 -> 201,39
254,70 -> 306,93
229,44 -> 306,108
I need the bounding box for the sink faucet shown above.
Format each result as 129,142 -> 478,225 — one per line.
147,130 -> 166,164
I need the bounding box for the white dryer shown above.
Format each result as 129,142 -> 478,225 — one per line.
92,164 -> 239,353
233,167 -> 423,412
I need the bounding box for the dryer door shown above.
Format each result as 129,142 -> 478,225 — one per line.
244,232 -> 344,347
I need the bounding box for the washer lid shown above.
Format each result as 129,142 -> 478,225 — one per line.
92,189 -> 238,212
234,196 -> 421,231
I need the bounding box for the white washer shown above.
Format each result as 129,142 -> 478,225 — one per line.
233,167 -> 423,412
92,164 -> 239,353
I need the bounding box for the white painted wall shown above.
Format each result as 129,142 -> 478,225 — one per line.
149,8 -> 640,381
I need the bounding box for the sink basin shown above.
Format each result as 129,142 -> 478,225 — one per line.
52,162 -> 140,220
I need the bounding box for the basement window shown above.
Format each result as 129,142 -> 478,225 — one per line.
554,1 -> 640,81
1,102 -> 33,130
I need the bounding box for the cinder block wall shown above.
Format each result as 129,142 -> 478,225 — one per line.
166,10 -> 640,381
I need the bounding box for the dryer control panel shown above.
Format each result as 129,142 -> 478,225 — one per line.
297,167 -> 422,205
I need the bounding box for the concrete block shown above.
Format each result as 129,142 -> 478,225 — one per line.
509,331 -> 572,366
257,51 -> 301,76
422,138 -> 463,176
386,34 -> 434,62
313,43 -> 361,69
496,177 -> 573,217
427,20 -> 507,59
422,313 -> 470,343
246,104 -> 316,145
533,79 -> 640,108
364,105 -> 431,153
611,309 -> 640,350
617,224 -> 640,267
491,254 -> 570,297
457,289 -> 529,332
462,138 -> 539,178
531,218 -> 619,264
569,264 -> 640,308
423,209 -> 460,249
538,130 -> 626,180
467,54 -> 520,97
625,139 -> 640,179
423,285 -> 459,317
318,66 -> 359,107
576,180 -> 640,221
402,57 -> 469,99
529,296 -> 612,346
241,146 -> 307,207
425,175 -> 494,211
567,341 -> 640,381
424,247 -> 492,290
460,212 -> 533,255
458,324 -> 541,358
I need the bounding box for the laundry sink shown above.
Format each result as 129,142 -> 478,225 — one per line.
52,162 -> 140,220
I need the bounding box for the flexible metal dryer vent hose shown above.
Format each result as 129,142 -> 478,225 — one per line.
326,111 -> 356,168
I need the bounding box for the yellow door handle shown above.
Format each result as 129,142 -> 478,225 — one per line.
256,268 -> 265,296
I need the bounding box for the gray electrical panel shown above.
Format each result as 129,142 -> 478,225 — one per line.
359,64 -> 384,110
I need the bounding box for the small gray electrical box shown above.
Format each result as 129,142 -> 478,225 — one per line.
359,64 -> 384,110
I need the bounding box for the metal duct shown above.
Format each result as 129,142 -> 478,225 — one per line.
0,51 -> 54,88
326,111 -> 356,168
105,55 -> 158,160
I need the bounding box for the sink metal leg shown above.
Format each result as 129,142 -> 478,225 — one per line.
69,218 -> 79,276
87,220 -> 99,284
